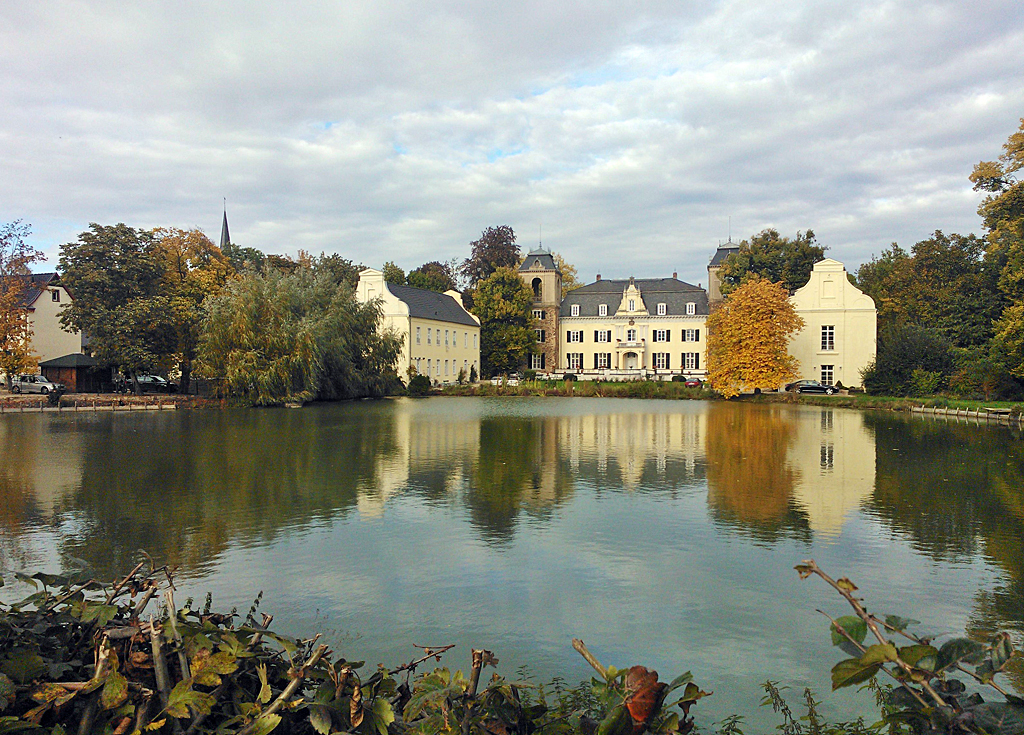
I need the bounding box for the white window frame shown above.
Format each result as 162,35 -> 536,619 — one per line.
653,329 -> 668,342
821,365 -> 834,385
598,304 -> 607,316
654,353 -> 668,369
445,329 -> 449,346
531,353 -> 544,370
628,299 -> 635,312
535,328 -> 545,342
596,331 -> 610,343
596,353 -> 610,369
567,353 -> 583,370
416,326 -> 421,345
627,328 -> 637,342
532,309 -> 544,319
51,290 -> 60,303
427,329 -> 432,345
570,304 -> 580,316
473,333 -> 478,348
821,325 -> 835,351
684,353 -> 698,370
657,303 -> 666,315
685,329 -> 697,342
686,302 -> 696,315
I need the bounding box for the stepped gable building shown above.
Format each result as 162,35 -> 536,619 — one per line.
519,247 -> 561,372
558,275 -> 709,376
356,269 -> 480,385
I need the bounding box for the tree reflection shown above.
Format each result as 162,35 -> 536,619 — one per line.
705,403 -> 811,542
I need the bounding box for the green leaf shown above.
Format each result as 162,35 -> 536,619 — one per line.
80,602 -> 118,627
309,704 -> 332,735
991,633 -> 1014,671
898,645 -> 939,671
597,704 -> 633,735
860,643 -> 898,666
165,680 -> 215,719
191,651 -> 238,687
831,659 -> 882,690
0,717 -> 42,732
936,638 -> 985,670
1,650 -> 47,685
369,697 -> 395,735
245,714 -> 282,735
831,616 -> 868,646
256,664 -> 272,705
970,702 -> 1024,735
884,615 -> 920,632
100,671 -> 128,710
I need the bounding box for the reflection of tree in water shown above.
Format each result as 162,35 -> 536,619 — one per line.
464,417 -> 574,545
864,414 -> 1024,692
705,404 -> 810,543
57,404 -> 401,578
0,419 -> 48,566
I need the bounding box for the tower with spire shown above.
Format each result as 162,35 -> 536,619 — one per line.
219,201 -> 231,254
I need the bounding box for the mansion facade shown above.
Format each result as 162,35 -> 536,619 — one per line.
518,244 -> 876,389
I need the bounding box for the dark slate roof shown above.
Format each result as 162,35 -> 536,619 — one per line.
709,243 -> 740,267
39,353 -> 98,368
5,273 -> 59,307
387,284 -> 479,327
519,248 -> 558,273
560,278 -> 708,317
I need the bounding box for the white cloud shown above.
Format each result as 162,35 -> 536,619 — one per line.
1,0 -> 1021,284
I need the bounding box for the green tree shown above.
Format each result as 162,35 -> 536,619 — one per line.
471,266 -> 535,377
718,229 -> 826,294
196,268 -> 401,405
706,276 -> 804,398
461,225 -> 520,288
382,261 -> 405,285
59,223 -> 175,391
152,228 -> 234,394
407,260 -> 457,292
297,250 -> 363,289
861,322 -> 954,396
553,252 -> 582,298
0,221 -> 43,387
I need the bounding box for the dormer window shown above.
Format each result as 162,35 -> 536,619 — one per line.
628,299 -> 635,312
657,303 -> 666,315
686,302 -> 696,315
571,304 -> 580,316
598,304 -> 607,317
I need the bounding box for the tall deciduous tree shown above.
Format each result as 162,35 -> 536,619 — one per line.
706,276 -> 804,398
59,223 -> 175,390
718,229 -> 826,295
552,253 -> 582,299
471,266 -> 535,377
152,228 -> 234,394
382,261 -> 405,285
408,261 -> 458,292
461,226 -> 520,288
197,268 -> 401,405
0,221 -> 43,386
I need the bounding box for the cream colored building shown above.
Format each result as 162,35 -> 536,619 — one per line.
557,276 -> 708,380
9,273 -> 84,368
356,269 -> 480,384
788,259 -> 876,389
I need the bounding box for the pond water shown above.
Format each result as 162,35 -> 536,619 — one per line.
1,397 -> 1022,726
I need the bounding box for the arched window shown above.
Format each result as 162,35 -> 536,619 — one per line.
532,278 -> 542,299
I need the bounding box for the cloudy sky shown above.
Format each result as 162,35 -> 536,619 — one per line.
2,1 -> 1022,285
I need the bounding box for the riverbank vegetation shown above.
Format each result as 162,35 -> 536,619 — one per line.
0,559 -> 1017,734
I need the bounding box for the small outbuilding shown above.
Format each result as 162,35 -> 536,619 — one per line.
39,353 -> 104,393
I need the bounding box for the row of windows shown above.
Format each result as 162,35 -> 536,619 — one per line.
415,326 -> 478,349
568,302 -> 697,317
564,329 -> 701,343
563,353 -> 701,370
413,357 -> 478,377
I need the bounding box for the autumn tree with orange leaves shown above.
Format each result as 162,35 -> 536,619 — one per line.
706,276 -> 804,398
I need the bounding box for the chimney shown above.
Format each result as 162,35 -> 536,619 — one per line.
672,271 -> 677,279
596,274 -> 601,281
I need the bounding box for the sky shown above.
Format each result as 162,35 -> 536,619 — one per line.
2,1 -> 1022,287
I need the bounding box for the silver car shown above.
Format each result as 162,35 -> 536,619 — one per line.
11,374 -> 65,394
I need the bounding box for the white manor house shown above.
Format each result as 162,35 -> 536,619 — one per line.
518,243 -> 877,389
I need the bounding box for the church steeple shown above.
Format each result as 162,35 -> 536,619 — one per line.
219,202 -> 231,253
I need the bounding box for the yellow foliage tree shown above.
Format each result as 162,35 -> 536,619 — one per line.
706,276 -> 804,397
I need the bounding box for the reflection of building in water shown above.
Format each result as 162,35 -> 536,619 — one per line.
0,418 -> 85,526
558,410 -> 707,491
789,409 -> 875,534
705,405 -> 875,539
356,407 -> 481,518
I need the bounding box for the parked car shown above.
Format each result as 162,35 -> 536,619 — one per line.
114,375 -> 178,394
784,379 -> 837,395
11,374 -> 65,394
683,377 -> 703,388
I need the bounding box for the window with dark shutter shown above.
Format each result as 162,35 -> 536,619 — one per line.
594,330 -> 599,342
695,329 -> 700,342
666,330 -> 671,342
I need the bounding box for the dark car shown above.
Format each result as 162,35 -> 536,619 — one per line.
785,379 -> 836,395
116,375 -> 178,394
